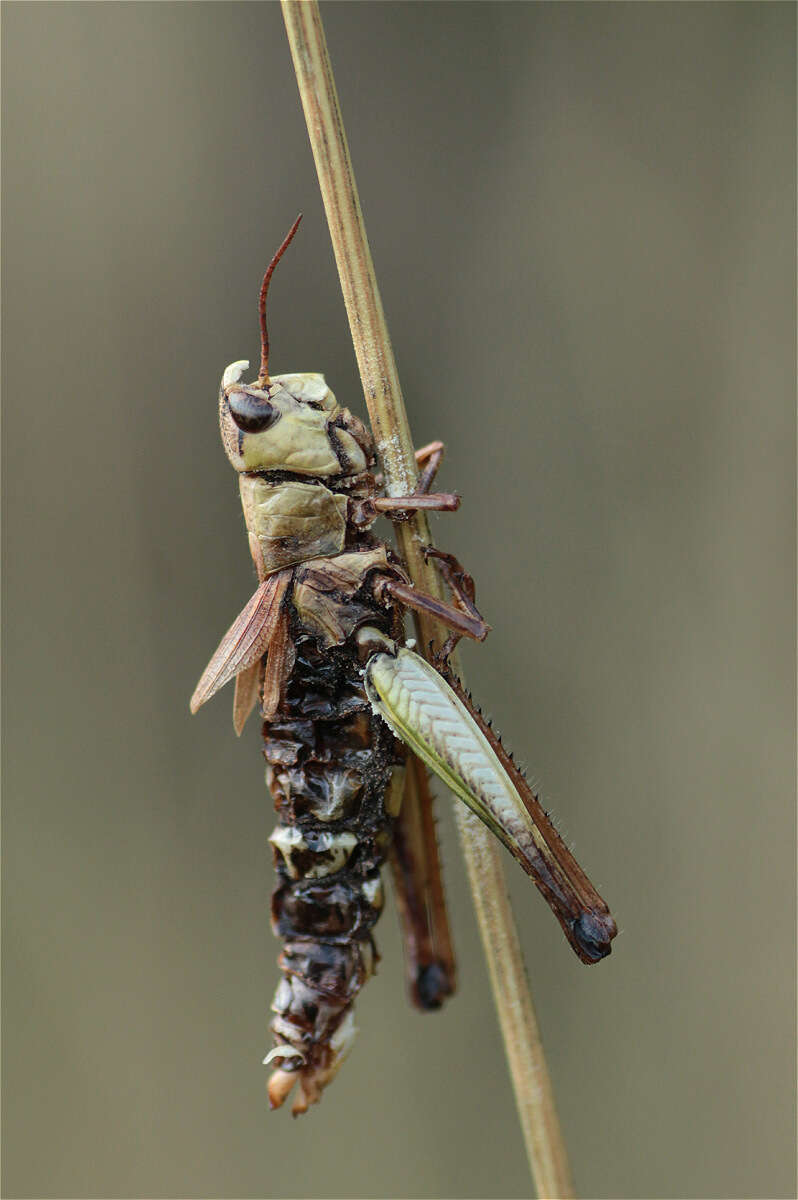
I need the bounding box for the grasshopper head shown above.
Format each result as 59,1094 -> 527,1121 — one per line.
217,219 -> 374,479
219,362 -> 374,477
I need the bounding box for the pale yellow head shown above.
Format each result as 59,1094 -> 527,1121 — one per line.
218,361 -> 374,478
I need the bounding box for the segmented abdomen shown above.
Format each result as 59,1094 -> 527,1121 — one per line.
263,631 -> 402,1112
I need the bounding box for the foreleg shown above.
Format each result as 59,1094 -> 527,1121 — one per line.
414,440 -> 445,494
364,441 -> 455,522
371,492 -> 459,517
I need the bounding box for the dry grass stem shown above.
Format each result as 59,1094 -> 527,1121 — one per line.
281,3 -> 575,1194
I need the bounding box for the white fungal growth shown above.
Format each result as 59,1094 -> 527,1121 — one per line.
375,432 -> 414,494
269,826 -> 358,879
330,1009 -> 357,1059
361,875 -> 384,909
263,1045 -> 306,1066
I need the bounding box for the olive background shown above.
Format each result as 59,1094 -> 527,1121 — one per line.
3,4 -> 795,1198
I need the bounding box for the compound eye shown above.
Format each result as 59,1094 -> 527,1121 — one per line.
227,389 -> 280,433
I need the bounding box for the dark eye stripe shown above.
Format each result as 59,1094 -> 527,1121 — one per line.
228,390 -> 280,433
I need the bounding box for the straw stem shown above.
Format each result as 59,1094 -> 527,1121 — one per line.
281,4 -> 574,1194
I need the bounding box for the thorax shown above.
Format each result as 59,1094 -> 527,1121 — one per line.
239,474 -> 350,576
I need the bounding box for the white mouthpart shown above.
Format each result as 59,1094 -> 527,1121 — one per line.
222,359 -> 249,388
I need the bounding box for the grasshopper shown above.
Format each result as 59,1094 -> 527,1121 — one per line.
191,217 -> 617,1115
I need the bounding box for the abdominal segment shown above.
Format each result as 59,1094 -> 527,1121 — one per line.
263,632 -> 402,1114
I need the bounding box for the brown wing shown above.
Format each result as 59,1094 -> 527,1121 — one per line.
232,660 -> 265,736
190,571 -> 291,714
260,604 -> 294,720
389,753 -> 456,1010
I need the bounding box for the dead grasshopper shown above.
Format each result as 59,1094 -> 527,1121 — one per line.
191,217 -> 617,1115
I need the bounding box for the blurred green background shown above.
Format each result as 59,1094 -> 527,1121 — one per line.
3,4 -> 795,1198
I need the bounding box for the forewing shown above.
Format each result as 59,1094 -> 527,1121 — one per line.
190,571 -> 291,714
365,647 -> 617,964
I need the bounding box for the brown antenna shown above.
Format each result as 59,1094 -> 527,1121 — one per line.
258,213 -> 303,385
